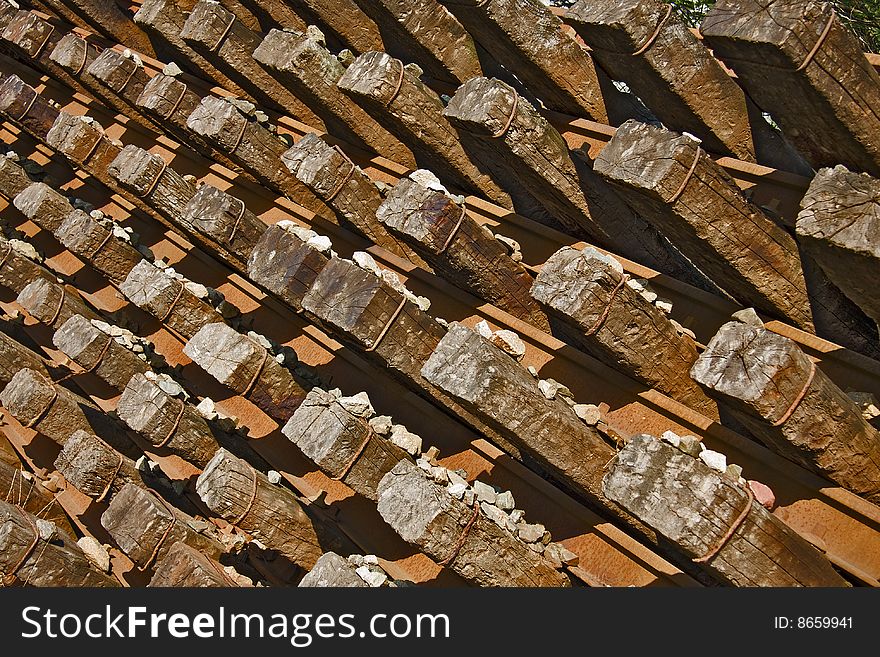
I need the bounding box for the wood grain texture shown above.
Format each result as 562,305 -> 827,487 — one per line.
182,182 -> 266,273
0,328 -> 52,386
86,48 -> 163,133
196,448 -> 357,569
17,278 -> 100,328
54,429 -> 143,503
148,540 -> 243,587
420,322 -> 653,542
531,245 -> 716,416
604,434 -> 847,586
253,29 -> 415,166
45,110 -> 124,192
377,459 -> 569,586
438,0 -> 609,120
119,260 -> 225,340
134,0 -> 249,96
180,0 -> 323,126
281,133 -> 425,266
0,500 -> 118,586
692,321 -> 880,504
0,239 -> 58,295
282,388 -> 411,500
378,177 -> 548,330
13,181 -> 74,233
701,0 -> 880,177
116,372 -> 221,469
595,119 -> 880,359
284,0 -> 384,55
353,0 -> 482,84
52,314 -> 149,391
184,322 -> 308,422
0,74 -> 60,140
797,165 -> 880,329
185,95 -> 327,214
55,209 -> 144,286
108,145 -> 198,230
0,368 -> 122,448
302,257 -> 523,459
337,51 -> 511,206
568,0 -> 761,162
444,77 -> 699,284
246,223 -> 330,312
63,0 -> 155,56
102,483 -> 224,570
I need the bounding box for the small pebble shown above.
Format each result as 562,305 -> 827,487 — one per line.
518,523 -> 545,543
472,480 -> 497,504
368,415 -> 392,435
489,329 -> 526,360
573,404 -> 601,425
77,537 -> 110,572
495,490 -> 515,510
474,320 -> 493,339
660,430 -> 681,447
748,480 -> 776,510
699,449 -> 727,473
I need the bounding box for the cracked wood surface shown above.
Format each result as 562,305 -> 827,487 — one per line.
797,165 -> 880,330
86,48 -> 163,133
184,322 -> 308,422
282,387 -> 411,500
180,0 -> 323,126
692,321 -> 880,504
595,119 -> 880,359
148,540 -> 242,587
604,434 -> 848,586
246,223 -> 330,312
52,314 -> 149,390
444,77 -> 702,287
531,245 -> 716,417
102,482 -> 224,570
134,0 -> 249,97
119,260 -> 225,339
378,177 -> 549,330
54,429 -> 144,503
17,277 -> 100,328
701,0 -> 880,177
420,322 -> 656,544
0,499 -> 118,586
377,459 -> 569,587
337,51 -> 511,206
353,0 -> 482,85
55,209 -> 143,286
186,94 -> 327,215
253,28 -> 415,166
0,368 -> 131,450
196,448 -> 358,570
439,0 -> 610,121
116,372 -> 222,469
282,133 -> 425,266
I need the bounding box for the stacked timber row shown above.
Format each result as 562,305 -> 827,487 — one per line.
594,119 -> 880,359
1,0 -> 879,589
